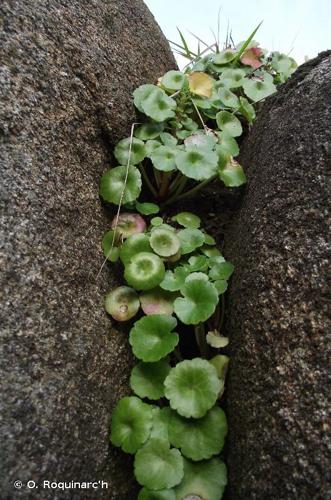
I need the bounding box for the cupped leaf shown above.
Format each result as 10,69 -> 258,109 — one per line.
161,70 -> 187,91
218,68 -> 246,88
238,96 -> 256,123
216,111 -> 243,137
171,212 -> 201,229
174,276 -> 218,325
124,252 -> 165,291
209,354 -> 230,382
150,228 -> 180,258
110,396 -> 153,454
212,49 -> 236,65
174,457 -> 227,500
138,487 -> 176,500
218,88 -> 239,108
134,84 -> 158,113
159,267 -> 190,292
135,122 -> 164,141
146,139 -> 162,155
120,233 -> 151,265
151,216 -> 163,227
168,406 -> 228,461
150,146 -> 178,172
136,201 -> 160,215
187,255 -> 208,272
160,132 -> 178,147
188,72 -> 214,97
134,439 -> 184,490
209,261 -> 234,280
129,315 -> 179,362
271,51 -> 297,80
140,86 -> 177,122
99,166 -> 141,205
175,149 -> 218,180
164,358 -> 221,418
219,158 -> 247,187
105,286 -> 140,321
243,77 -> 276,102
184,131 -> 217,151
240,46 -> 263,69
214,280 -> 228,294
101,229 -> 120,262
111,212 -> 146,239
149,407 -> 172,442
140,288 -> 175,316
203,233 -> 216,245
218,130 -> 239,156
201,245 -> 221,257
114,137 -> 146,165
177,228 -> 205,255
130,359 -> 171,400
206,330 -> 229,348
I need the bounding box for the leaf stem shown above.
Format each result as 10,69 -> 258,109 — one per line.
139,164 -> 158,198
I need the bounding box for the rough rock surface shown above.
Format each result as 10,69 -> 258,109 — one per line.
0,1 -> 175,498
224,52 -> 331,499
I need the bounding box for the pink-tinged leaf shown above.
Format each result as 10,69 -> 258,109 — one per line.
111,213 -> 146,239
240,47 -> 263,69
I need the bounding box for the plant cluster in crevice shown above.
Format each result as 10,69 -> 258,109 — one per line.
99,25 -> 296,500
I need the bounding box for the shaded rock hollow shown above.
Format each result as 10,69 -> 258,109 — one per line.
224,52 -> 331,499
0,0 -> 175,498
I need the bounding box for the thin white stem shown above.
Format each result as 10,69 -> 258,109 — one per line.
96,122 -> 140,279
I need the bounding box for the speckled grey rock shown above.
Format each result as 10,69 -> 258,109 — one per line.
0,1 -> 175,498
224,52 -> 331,499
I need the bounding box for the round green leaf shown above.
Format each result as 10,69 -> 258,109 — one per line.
209,354 -> 230,381
218,88 -> 239,108
214,280 -> 228,295
146,140 -> 162,155
125,252 -> 165,291
150,228 -> 181,257
168,406 -> 228,461
209,261 -> 234,280
175,149 -> 218,180
206,330 -> 229,348
151,216 -> 163,227
218,130 -> 239,156
218,68 -> 246,88
160,132 -> 178,147
201,245 -> 221,257
161,70 -> 186,91
150,146 -> 178,172
174,458 -> 227,500
120,234 -> 152,265
136,201 -> 160,215
135,122 -> 164,140
138,487 -> 176,500
149,407 -> 172,442
130,360 -> 171,400
243,77 -> 277,102
114,137 -> 146,165
174,276 -> 218,324
134,84 -> 158,113
219,158 -> 247,187
212,49 -> 235,65
140,287 -> 175,316
140,87 -> 177,122
134,439 -> 184,490
171,212 -> 201,229
239,96 -> 256,123
159,267 -> 190,292
187,255 -> 208,272
216,111 -> 243,137
164,358 -> 221,418
99,166 -> 141,205
177,229 -> 205,255
184,131 -> 217,151
105,286 -> 140,321
203,233 -> 216,245
129,315 -> 179,362
101,229 -> 120,262
110,396 -> 153,454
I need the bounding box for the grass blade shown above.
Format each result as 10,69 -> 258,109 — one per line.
177,27 -> 197,58
232,21 -> 263,63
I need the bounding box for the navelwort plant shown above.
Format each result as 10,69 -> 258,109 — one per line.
99,25 -> 296,499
